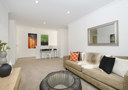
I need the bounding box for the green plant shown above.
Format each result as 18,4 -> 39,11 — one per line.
0,40 -> 11,52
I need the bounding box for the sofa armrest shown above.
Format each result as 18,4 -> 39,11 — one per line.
63,55 -> 70,68
124,72 -> 128,90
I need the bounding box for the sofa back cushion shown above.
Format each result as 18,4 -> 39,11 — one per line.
84,52 -> 103,64
73,52 -> 85,61
112,58 -> 128,77
70,52 -> 79,61
99,56 -> 115,74
79,52 -> 85,61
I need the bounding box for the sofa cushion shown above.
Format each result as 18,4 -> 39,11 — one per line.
82,68 -> 123,89
84,52 -> 103,64
99,56 -> 115,74
70,52 -> 79,61
113,58 -> 128,77
79,52 -> 85,61
73,52 -> 81,61
73,52 -> 85,61
81,52 -> 103,69
65,60 -> 82,71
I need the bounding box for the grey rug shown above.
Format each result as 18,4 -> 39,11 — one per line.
14,57 -> 97,90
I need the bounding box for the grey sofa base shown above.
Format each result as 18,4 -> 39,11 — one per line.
65,65 -> 116,90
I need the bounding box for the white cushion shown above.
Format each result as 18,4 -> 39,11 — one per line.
112,58 -> 128,77
105,55 -> 112,57
77,52 -> 85,65
81,52 -> 85,61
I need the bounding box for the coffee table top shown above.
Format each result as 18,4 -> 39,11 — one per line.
47,71 -> 74,89
40,70 -> 82,90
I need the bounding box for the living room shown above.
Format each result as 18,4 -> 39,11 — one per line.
0,0 -> 128,90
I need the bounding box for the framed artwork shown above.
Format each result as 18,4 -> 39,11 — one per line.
110,34 -> 115,43
28,33 -> 37,48
41,34 -> 48,45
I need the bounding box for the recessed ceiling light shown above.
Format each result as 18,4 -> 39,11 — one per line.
35,0 -> 39,4
43,21 -> 46,24
67,11 -> 71,14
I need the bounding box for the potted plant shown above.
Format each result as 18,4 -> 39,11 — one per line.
0,40 -> 11,64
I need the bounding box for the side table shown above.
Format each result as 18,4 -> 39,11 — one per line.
0,67 -> 21,90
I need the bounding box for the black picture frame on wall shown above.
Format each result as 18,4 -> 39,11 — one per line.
41,34 -> 48,46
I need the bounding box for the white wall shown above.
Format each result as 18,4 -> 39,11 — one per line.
0,3 -> 8,43
68,0 -> 128,56
16,25 -> 58,58
0,3 -> 11,63
8,20 -> 16,64
58,29 -> 68,58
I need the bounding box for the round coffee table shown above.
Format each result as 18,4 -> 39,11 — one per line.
40,70 -> 81,90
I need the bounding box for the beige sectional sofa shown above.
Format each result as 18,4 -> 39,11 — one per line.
63,53 -> 128,90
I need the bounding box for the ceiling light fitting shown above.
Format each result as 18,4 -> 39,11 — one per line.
43,21 -> 46,24
67,11 -> 70,14
35,0 -> 39,4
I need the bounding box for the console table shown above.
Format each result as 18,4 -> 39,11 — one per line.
0,67 -> 21,90
36,46 -> 57,59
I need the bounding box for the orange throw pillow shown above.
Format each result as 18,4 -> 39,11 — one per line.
70,52 -> 79,61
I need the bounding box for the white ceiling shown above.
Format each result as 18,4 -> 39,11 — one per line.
0,0 -> 115,29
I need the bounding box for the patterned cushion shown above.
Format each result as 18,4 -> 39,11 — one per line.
70,52 -> 79,61
73,52 -> 85,61
73,52 -> 81,61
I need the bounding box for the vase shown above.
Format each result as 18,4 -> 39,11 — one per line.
0,52 -> 7,65
0,63 -> 12,77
